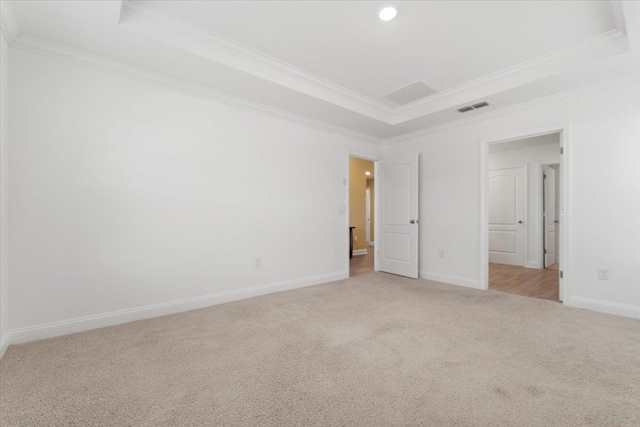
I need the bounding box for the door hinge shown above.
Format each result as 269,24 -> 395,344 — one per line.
560,270 -> 564,279
560,147 -> 564,155
544,174 -> 547,179
544,249 -> 547,254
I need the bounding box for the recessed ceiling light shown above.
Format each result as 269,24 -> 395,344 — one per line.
365,171 -> 371,176
379,7 -> 397,21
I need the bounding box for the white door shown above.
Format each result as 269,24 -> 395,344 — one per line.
543,166 -> 557,267
379,154 -> 419,278
489,167 -> 525,266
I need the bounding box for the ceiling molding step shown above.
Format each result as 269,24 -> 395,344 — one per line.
12,35 -> 385,145
384,71 -> 640,145
119,0 -> 393,124
391,29 -> 629,124
0,0 -> 20,44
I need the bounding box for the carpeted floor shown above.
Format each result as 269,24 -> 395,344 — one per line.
1,273 -> 639,426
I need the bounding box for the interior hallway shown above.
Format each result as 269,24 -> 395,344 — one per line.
350,246 -> 375,277
489,263 -> 559,302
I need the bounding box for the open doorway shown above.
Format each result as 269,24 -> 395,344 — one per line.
349,156 -> 376,277
484,132 -> 564,302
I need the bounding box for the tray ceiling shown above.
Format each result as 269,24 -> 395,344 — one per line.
3,0 -> 639,142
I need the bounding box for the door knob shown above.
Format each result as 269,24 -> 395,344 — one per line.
410,220 -> 415,224
518,220 -> 523,224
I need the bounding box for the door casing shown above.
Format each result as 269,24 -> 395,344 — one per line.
480,125 -> 569,303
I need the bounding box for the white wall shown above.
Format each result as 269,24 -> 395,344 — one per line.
489,137 -> 560,268
7,47 -> 380,343
4,42 -> 639,353
0,31 -> 10,356
384,75 -> 640,318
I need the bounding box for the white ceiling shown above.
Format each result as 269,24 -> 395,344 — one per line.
146,0 -> 616,105
3,0 -> 640,142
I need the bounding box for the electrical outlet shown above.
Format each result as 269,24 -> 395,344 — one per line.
438,250 -> 445,259
597,267 -> 609,280
254,258 -> 262,269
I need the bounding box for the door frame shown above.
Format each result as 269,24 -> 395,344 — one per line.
480,124 -> 570,303
346,151 -> 380,275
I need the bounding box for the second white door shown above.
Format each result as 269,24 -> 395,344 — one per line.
489,167 -> 525,266
379,154 -> 419,278
543,166 -> 557,267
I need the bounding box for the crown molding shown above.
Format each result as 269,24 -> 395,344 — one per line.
384,71 -> 640,145
391,29 -> 629,124
9,33 -> 639,147
0,0 -> 20,44
12,35 -> 385,145
119,0 -> 393,124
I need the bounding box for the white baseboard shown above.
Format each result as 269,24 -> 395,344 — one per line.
565,296 -> 640,319
6,271 -> 348,348
368,241 -> 374,246
525,261 -> 542,269
352,249 -> 368,256
419,271 -> 483,290
0,335 -> 8,359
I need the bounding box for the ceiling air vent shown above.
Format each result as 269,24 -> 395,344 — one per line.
384,81 -> 438,105
457,101 -> 490,113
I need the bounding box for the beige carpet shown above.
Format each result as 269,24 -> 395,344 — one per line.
1,273 -> 639,426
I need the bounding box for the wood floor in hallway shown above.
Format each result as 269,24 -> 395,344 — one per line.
489,263 -> 559,302
350,246 -> 374,277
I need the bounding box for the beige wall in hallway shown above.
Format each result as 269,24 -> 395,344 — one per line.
349,157 -> 374,251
